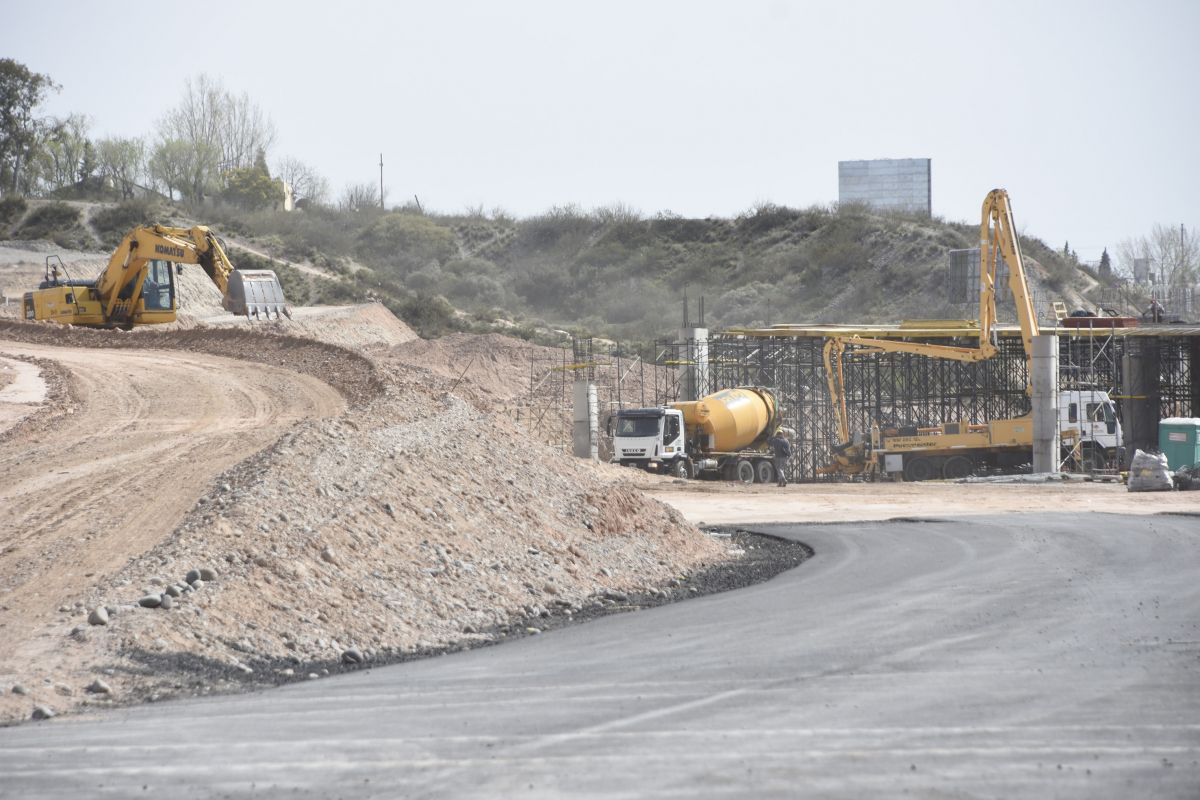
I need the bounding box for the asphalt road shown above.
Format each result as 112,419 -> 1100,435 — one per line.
1,513 -> 1198,799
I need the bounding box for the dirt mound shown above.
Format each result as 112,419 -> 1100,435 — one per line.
164,265 -> 418,351
0,329 -> 727,722
0,320 -> 384,407
276,303 -> 417,350
387,332 -> 552,403
173,263 -> 226,316
0,246 -> 416,352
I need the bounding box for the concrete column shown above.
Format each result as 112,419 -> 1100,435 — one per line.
1121,337 -> 1160,469
678,327 -> 709,402
1031,334 -> 1059,474
572,379 -> 598,460
588,382 -> 599,461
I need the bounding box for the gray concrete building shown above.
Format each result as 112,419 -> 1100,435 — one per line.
838,157 -> 932,215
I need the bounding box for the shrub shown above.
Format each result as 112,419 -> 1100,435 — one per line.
0,195 -> 28,229
91,199 -> 167,248
516,204 -> 593,250
737,203 -> 802,237
395,292 -> 458,338
355,213 -> 456,270
16,202 -> 82,241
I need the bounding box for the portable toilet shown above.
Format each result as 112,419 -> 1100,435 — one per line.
1158,418 -> 1200,470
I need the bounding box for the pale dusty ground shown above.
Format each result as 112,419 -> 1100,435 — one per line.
0,342 -> 346,713
644,477 -> 1200,525
0,241 -> 417,351
0,355 -> 47,433
0,235 -> 1194,724
0,316 -> 719,724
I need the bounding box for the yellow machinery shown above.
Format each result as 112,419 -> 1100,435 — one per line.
23,225 -> 289,328
822,189 -> 1072,480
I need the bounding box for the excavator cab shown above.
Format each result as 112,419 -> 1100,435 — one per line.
140,260 -> 175,312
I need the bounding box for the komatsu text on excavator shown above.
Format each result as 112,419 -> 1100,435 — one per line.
23,224 -> 289,328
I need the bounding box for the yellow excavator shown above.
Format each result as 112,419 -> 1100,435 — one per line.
821,188 -> 1067,479
23,224 -> 289,328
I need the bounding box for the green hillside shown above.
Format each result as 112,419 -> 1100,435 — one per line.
1,196 -> 1117,342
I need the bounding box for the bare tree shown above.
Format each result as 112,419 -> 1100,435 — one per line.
156,74 -> 274,201
95,136 -> 145,199
31,113 -> 91,192
218,89 -> 276,171
274,156 -> 330,206
339,181 -> 384,212
1117,223 -> 1200,288
147,138 -> 197,201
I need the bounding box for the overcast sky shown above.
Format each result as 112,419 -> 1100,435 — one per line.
5,0 -> 1198,264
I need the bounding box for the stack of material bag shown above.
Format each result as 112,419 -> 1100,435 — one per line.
1128,449 -> 1174,492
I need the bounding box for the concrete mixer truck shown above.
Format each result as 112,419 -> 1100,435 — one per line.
610,386 -> 785,483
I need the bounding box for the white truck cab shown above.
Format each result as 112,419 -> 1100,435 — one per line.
1060,388 -> 1123,469
611,408 -> 686,469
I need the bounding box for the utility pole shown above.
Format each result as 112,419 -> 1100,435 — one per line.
379,153 -> 384,210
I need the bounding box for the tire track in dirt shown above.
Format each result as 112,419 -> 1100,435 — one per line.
0,341 -> 345,681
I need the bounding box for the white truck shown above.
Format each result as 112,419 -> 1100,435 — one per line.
1059,388 -> 1124,471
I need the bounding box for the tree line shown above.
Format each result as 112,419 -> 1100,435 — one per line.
0,59 -> 331,210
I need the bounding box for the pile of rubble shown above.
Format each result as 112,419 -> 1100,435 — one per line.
0,327 -> 729,720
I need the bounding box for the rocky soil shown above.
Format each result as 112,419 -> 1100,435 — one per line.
0,306 -> 735,724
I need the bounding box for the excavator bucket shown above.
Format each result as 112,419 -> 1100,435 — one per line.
225,269 -> 291,320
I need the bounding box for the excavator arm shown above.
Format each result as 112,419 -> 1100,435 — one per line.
90,224 -> 287,324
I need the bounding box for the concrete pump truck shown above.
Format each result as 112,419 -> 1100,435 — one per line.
822,189 -> 1121,481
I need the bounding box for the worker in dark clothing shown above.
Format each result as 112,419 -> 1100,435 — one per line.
1148,298 -> 1165,323
767,429 -> 791,487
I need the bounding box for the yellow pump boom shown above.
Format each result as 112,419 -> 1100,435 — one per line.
821,189 -> 1049,478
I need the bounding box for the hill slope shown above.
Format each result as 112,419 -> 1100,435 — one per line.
1,197 -> 1115,341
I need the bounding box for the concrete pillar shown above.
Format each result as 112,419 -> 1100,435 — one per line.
1031,334 -> 1059,474
678,327 -> 709,402
1121,337 -> 1160,469
572,379 -> 598,460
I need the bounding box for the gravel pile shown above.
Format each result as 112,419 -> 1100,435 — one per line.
2,324 -> 732,718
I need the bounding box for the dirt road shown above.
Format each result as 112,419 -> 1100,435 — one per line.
645,478 -> 1200,525
0,341 -> 345,689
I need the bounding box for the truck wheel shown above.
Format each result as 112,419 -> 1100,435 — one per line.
1084,448 -> 1108,472
671,458 -> 691,479
903,457 -> 936,482
734,459 -> 755,484
942,456 -> 974,480
755,460 -> 775,484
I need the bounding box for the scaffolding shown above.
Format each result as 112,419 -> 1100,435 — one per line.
516,338 -> 679,459
646,326 -> 1200,482
515,320 -> 1199,481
